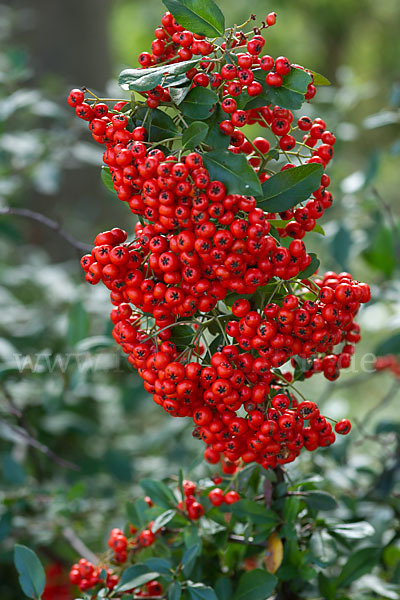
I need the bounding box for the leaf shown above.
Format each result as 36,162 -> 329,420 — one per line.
318,572 -> 337,600
115,564 -> 156,592
312,223 -> 325,235
135,107 -> 179,143
119,58 -> 199,91
362,224 -> 397,277
151,509 -> 177,533
182,121 -> 209,149
126,498 -> 149,529
203,150 -> 262,197
140,479 -> 177,509
168,581 -> 182,600
162,0 -> 225,37
169,324 -> 196,351
182,544 -> 201,577
233,569 -> 277,600
309,70 -> 331,86
203,106 -> 230,150
331,225 -> 351,270
258,164 -> 323,212
264,532 -> 283,574
180,87 -> 218,120
170,82 -> 192,105
14,545 -> 45,600
101,166 -> 115,193
360,574 -> 400,600
328,521 -> 375,540
298,253 -> 320,279
230,500 -> 278,525
337,546 -> 380,589
215,577 -> 233,600
67,301 -> 90,346
375,332 -> 400,356
187,582 -> 219,600
302,491 -> 338,511
375,420 -> 400,435
145,558 -> 173,575
246,67 -> 312,110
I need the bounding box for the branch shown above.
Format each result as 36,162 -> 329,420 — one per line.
228,534 -> 266,548
0,417 -> 80,471
62,526 -> 98,564
0,207 -> 91,253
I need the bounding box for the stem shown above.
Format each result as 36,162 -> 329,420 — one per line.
0,207 -> 91,253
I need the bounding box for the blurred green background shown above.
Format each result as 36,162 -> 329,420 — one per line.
0,0 -> 399,598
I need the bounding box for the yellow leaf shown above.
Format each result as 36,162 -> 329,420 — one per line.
264,532 -> 283,573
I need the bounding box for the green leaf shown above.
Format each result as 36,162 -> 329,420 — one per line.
259,164 -> 323,212
233,569 -> 277,600
187,582 -> 219,600
337,546 -> 380,589
162,0 -> 225,37
230,500 -> 278,525
140,479 -> 177,509
247,67 -> 312,110
170,83 -> 192,105
145,558 -> 173,575
375,420 -> 400,435
182,121 -> 209,149
303,491 -> 338,511
2,454 -> 26,484
283,496 -> 301,522
309,70 -> 331,86
318,572 -> 337,600
328,521 -> 374,540
331,225 -> 351,270
169,581 -> 182,600
151,509 -> 177,533
203,106 -> 230,150
203,150 -> 262,197
115,564 -> 156,592
135,107 -> 179,143
119,58 -> 199,91
14,545 -> 45,600
126,498 -> 149,529
169,324 -> 196,351
298,253 -> 320,279
215,577 -> 233,600
362,224 -> 397,277
67,301 -> 90,346
180,87 -> 218,120
375,332 -> 400,356
101,166 -> 115,193
312,223 -> 325,235
182,544 -> 201,578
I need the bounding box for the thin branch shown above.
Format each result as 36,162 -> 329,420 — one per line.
0,207 -> 91,253
62,526 -> 98,564
228,533 -> 267,548
0,417 -> 80,471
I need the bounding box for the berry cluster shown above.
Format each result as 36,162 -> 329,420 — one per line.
69,477 -> 241,595
374,354 -> 400,378
69,7 -> 371,472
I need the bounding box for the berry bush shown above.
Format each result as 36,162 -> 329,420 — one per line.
10,1 -> 400,599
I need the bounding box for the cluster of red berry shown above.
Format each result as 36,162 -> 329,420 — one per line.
374,354 -> 400,378
69,477 -> 241,594
68,7 -> 371,473
69,556 -> 162,596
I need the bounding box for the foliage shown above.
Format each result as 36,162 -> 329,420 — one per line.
0,0 -> 399,599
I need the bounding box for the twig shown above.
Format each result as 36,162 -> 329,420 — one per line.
228,533 -> 266,548
0,417 -> 80,471
62,526 -> 98,564
0,207 -> 91,253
